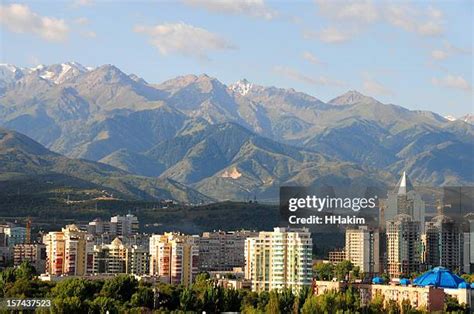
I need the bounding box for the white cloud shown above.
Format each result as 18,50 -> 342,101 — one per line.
0,3 -> 69,42
431,49 -> 448,60
302,51 -> 322,65
385,4 -> 444,37
81,30 -> 96,38
362,78 -> 393,96
74,17 -> 89,25
73,0 -> 93,7
430,41 -> 471,61
432,75 -> 471,92
315,0 -> 378,24
134,22 -> 236,59
182,0 -> 277,20
317,27 -> 351,43
273,65 -> 344,87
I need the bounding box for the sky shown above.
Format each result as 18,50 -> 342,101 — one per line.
0,0 -> 473,116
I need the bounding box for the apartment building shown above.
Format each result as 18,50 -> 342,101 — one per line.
149,233 -> 199,285
345,226 -> 380,275
13,243 -> 47,273
386,214 -> 421,278
198,230 -> 258,271
244,227 -> 313,292
43,224 -> 94,276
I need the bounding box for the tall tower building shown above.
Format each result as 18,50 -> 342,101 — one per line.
383,172 -> 425,231
149,233 -> 199,286
345,226 -> 380,275
43,224 -> 93,276
244,227 -> 313,292
386,214 -> 422,278
424,215 -> 461,271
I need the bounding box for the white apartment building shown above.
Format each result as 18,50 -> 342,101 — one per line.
244,227 -> 312,292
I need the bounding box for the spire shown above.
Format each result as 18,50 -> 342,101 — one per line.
395,171 -> 414,195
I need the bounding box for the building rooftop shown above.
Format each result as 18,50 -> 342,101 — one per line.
413,267 -> 466,289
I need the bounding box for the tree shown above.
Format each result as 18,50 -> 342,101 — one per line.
265,291 -> 281,314
131,286 -> 154,309
51,277 -> 102,301
89,296 -> 119,314
313,262 -> 334,280
223,287 -> 242,312
278,288 -> 295,314
101,275 -> 138,302
179,288 -> 196,311
301,295 -> 320,314
334,260 -> 353,281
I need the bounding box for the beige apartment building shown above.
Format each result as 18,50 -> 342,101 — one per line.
345,226 -> 380,275
149,233 -> 199,285
244,227 -> 313,292
386,214 -> 421,278
43,224 -> 94,276
198,230 -> 258,271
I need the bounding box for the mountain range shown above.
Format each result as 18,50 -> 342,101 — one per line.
0,62 -> 472,202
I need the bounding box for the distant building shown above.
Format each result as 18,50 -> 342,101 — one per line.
424,215 -> 462,271
244,227 -> 313,292
386,214 -> 421,278
13,243 -> 47,274
110,214 -> 139,237
1,224 -> 27,248
198,230 -> 258,271
43,224 -> 94,276
345,226 -> 380,275
87,214 -> 139,239
149,233 -> 199,286
328,249 -> 346,264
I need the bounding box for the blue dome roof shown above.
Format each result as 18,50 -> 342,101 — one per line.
372,277 -> 384,284
470,283 -> 474,289
458,282 -> 469,289
413,267 -> 466,289
400,278 -> 410,286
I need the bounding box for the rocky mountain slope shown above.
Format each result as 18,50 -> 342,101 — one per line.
0,62 -> 472,201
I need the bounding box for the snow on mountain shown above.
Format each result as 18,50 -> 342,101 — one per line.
460,114 -> 473,124
229,79 -> 253,96
0,64 -> 29,84
444,115 -> 457,122
31,62 -> 92,84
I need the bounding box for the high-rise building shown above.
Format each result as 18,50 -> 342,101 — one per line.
92,237 -> 149,275
149,233 -> 199,285
92,238 -> 127,274
386,214 -> 422,278
126,245 -> 149,275
424,215 -> 462,271
110,214 -> 139,237
1,224 -> 27,248
43,224 -> 94,276
383,172 -> 425,231
244,227 -> 313,292
345,226 -> 380,275
197,230 -> 258,271
13,243 -> 47,274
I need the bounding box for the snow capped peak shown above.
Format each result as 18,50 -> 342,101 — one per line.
230,78 -> 253,96
444,115 -> 457,122
29,61 -> 93,84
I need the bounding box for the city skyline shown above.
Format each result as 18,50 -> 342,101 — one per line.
0,1 -> 472,116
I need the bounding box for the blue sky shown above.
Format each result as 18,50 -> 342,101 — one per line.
0,0 -> 472,116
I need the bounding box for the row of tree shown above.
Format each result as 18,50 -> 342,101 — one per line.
0,262 -> 468,313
